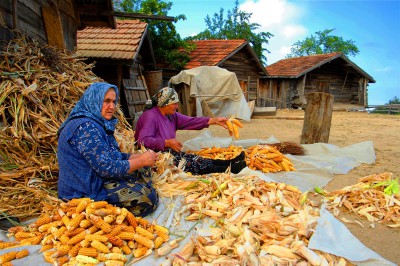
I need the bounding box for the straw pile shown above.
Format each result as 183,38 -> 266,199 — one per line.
0,34 -> 135,219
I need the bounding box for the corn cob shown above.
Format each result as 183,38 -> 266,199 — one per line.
75,198 -> 91,213
121,244 -> 132,255
76,254 -> 99,264
133,246 -> 149,258
135,227 -> 154,239
104,215 -> 116,224
43,250 -> 56,263
86,225 -> 100,235
116,208 -> 128,224
125,212 -> 137,228
154,236 -> 164,249
79,219 -> 92,228
38,221 -> 62,233
20,234 -> 44,245
94,208 -> 114,217
67,213 -> 85,231
40,244 -> 54,253
0,251 -> 18,263
0,241 -> 20,249
14,231 -> 36,240
58,234 -> 70,245
91,239 -> 110,253
128,240 -> 136,249
67,198 -> 91,207
78,247 -> 98,257
153,224 -> 169,235
133,233 -> 154,249
55,256 -> 70,266
98,252 -> 128,262
68,243 -> 81,257
52,244 -> 71,258
89,214 -> 112,233
85,234 -> 108,242
79,239 -> 91,248
51,226 -> 67,240
15,249 -> 29,259
104,260 -> 125,266
108,224 -> 126,237
61,215 -> 70,228
87,201 -> 109,210
68,230 -> 86,245
106,235 -> 124,247
111,247 -> 122,253
231,118 -> 243,128
136,217 -> 150,228
117,231 -> 135,240
29,213 -> 52,228
2,262 -> 13,266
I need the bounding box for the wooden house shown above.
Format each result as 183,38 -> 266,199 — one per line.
159,39 -> 268,103
76,19 -> 157,127
261,53 -> 376,109
0,0 -> 115,51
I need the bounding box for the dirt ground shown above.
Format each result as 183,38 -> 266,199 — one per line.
177,108 -> 400,264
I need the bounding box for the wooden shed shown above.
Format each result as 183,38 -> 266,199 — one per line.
76,19 -> 157,128
0,0 -> 115,51
159,39 -> 268,104
261,53 -> 376,109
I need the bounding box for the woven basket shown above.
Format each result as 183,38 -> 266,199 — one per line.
144,70 -> 163,97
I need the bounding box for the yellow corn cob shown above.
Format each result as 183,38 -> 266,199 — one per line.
108,224 -> 126,237
0,251 -> 18,263
123,226 -> 135,232
89,214 -> 112,233
14,231 -> 36,240
136,217 -> 150,228
116,208 -> 128,224
133,233 -> 154,249
93,229 -> 105,235
94,208 -> 114,217
155,230 -> 169,242
154,236 -> 164,249
231,118 -> 243,128
104,260 -> 125,266
51,226 -> 67,240
121,244 -> 132,255
153,224 -> 169,235
40,244 -> 54,253
133,246 -> 149,258
58,234 -> 70,245
117,231 -> 135,240
135,227 -> 154,239
146,224 -> 154,234
75,198 -> 91,213
111,247 -> 122,253
79,219 -> 92,228
85,234 -> 108,242
78,247 -> 98,257
0,241 -> 20,249
20,234 -> 44,245
86,225 -> 100,235
67,198 -> 90,207
128,240 -> 136,249
125,212 -> 138,228
87,201 -> 109,210
106,235 -> 124,247
29,213 -> 52,228
76,254 -> 99,264
61,215 -> 71,228
91,239 -> 110,253
104,215 -> 116,224
80,239 -> 91,248
38,221 -> 62,233
2,262 -> 13,266
15,249 -> 29,259
55,256 -> 70,266
52,245 -> 71,258
98,252 -> 128,262
68,243 -> 81,257
68,230 -> 87,245
43,250 -> 56,263
67,213 -> 85,231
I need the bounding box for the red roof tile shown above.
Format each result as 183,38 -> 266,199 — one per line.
266,52 -> 342,77
77,19 -> 147,60
184,39 -> 247,69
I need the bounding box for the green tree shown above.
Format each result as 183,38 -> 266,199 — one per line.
187,0 -> 273,65
387,96 -> 400,104
114,0 -> 193,69
287,29 -> 359,58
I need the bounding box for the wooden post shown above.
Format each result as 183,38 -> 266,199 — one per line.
300,92 -> 334,144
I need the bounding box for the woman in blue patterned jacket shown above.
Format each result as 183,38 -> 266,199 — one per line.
57,82 -> 159,217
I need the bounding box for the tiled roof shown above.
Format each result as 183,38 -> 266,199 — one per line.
76,19 -> 147,60
184,39 -> 248,69
266,52 -> 342,77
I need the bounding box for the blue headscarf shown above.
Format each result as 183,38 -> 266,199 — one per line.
58,82 -> 119,135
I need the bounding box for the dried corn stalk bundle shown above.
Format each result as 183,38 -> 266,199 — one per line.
4,199 -> 169,264
0,35 -> 135,219
152,168 -> 350,265
268,141 -> 306,156
322,172 -> 400,227
188,145 -> 244,160
245,144 -> 296,173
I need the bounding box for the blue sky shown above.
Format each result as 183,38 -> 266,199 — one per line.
169,0 -> 400,105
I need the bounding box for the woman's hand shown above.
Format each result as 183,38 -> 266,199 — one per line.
165,139 -> 182,152
208,117 -> 228,129
138,150 -> 158,167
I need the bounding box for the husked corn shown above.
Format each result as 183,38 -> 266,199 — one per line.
89,214 -> 112,233
106,235 -> 124,247
68,231 -> 86,245
29,214 -> 52,228
104,260 -> 125,266
108,224 -> 126,236
55,256 -> 70,266
85,234 -> 108,242
104,215 -> 116,224
79,219 -> 92,228
137,217 -> 150,228
0,251 -> 18,263
15,249 -> 29,259
75,198 -> 91,213
116,208 -> 128,224
52,244 -> 71,258
98,252 -> 128,262
135,227 -> 154,239
78,247 -> 98,257
154,236 -> 164,249
125,212 -> 137,228
20,234 -> 44,245
133,233 -> 154,249
117,231 -> 135,240
154,224 -> 169,235
155,230 -> 169,242
133,246 -> 149,258
67,213 -> 85,231
68,243 -> 81,257
121,244 -> 132,255
76,254 -> 99,264
91,239 -> 110,253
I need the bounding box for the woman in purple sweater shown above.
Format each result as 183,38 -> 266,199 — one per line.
134,87 -> 246,174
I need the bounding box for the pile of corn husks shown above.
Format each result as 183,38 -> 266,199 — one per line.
0,35 -> 135,219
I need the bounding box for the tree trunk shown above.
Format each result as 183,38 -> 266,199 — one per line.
300,92 -> 334,144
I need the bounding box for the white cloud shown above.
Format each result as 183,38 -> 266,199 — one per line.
239,0 -> 308,64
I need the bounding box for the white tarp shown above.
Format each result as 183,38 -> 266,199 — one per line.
1,133 -> 395,266
169,66 -> 252,121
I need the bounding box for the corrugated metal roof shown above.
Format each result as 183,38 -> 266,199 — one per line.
265,52 -> 375,82
76,19 -> 147,60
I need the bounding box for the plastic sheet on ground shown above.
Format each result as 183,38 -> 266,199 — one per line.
1,131 -> 394,265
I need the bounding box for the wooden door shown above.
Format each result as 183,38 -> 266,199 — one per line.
122,79 -> 150,129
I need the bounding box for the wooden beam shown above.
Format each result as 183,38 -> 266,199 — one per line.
77,10 -> 175,22
42,5 -> 65,50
